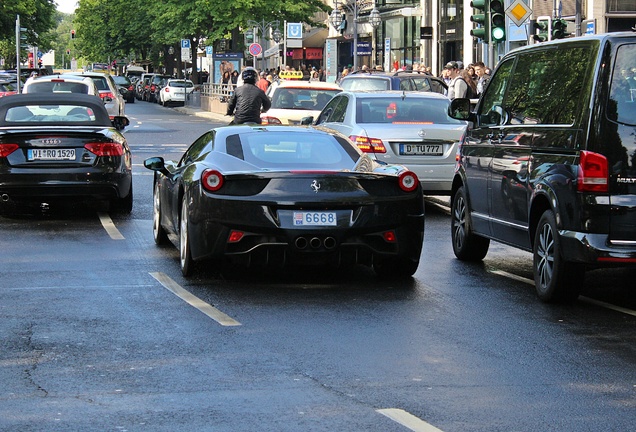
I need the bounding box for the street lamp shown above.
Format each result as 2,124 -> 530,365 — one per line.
246,18 -> 281,71
329,0 -> 376,71
368,8 -> 381,67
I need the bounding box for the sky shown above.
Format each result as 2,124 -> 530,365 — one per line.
56,0 -> 78,14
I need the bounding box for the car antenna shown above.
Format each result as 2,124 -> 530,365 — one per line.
401,90 -> 406,100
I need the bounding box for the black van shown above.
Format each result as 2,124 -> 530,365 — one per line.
448,32 -> 636,302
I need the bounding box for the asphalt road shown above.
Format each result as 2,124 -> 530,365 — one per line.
1,100 -> 635,432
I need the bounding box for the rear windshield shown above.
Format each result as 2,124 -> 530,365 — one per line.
89,77 -> 109,91
271,88 -> 341,110
169,80 -> 194,88
26,82 -> 89,94
609,43 -> 636,126
225,131 -> 358,169
340,77 -> 390,91
5,104 -> 97,123
355,97 -> 463,124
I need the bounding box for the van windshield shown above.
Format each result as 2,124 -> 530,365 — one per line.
609,43 -> 636,126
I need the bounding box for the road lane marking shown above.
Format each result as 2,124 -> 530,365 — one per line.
97,212 -> 125,240
149,272 -> 241,326
377,409 -> 444,432
490,269 -> 636,317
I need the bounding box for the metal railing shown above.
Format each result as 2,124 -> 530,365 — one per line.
200,83 -> 235,101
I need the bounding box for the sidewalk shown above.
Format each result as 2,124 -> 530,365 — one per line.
173,105 -> 228,123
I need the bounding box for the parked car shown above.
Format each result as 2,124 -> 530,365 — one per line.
0,81 -> 17,98
448,32 -> 636,303
0,93 -> 132,213
303,90 -> 466,195
68,72 -> 126,119
339,70 -> 447,95
112,75 -> 135,103
260,80 -> 342,125
22,74 -> 99,96
159,79 -> 194,106
143,125 -> 424,277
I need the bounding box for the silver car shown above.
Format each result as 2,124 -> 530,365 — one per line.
69,72 -> 125,118
309,91 -> 467,195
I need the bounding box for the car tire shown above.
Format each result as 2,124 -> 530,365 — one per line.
152,183 -> 168,245
533,210 -> 583,303
110,183 -> 133,214
179,195 -> 194,277
374,257 -> 418,279
129,96 -> 135,104
451,186 -> 489,261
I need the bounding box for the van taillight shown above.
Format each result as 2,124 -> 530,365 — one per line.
350,135 -> 386,153
577,150 -> 608,193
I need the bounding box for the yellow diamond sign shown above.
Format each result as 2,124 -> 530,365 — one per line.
506,0 -> 532,27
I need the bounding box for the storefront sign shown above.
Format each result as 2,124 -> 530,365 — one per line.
354,41 -> 371,56
305,48 -> 323,60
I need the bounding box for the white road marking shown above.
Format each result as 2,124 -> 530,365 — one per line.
377,409 -> 444,432
149,272 -> 241,326
489,269 -> 636,317
97,212 -> 125,240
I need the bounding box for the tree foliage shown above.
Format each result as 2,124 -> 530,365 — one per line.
1,0 -> 57,68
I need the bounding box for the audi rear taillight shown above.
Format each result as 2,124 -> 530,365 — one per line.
577,151 -> 608,193
202,169 -> 224,192
0,143 -> 19,157
84,142 -> 124,156
350,135 -> 386,153
398,171 -> 419,192
261,116 -> 282,125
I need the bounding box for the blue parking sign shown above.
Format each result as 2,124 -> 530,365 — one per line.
181,39 -> 191,49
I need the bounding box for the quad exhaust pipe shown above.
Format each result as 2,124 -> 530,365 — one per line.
294,236 -> 337,250
1,194 -> 9,202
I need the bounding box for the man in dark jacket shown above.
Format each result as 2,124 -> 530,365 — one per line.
226,68 -> 271,124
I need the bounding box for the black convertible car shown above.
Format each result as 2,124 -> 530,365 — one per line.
0,93 -> 132,213
144,125 -> 425,278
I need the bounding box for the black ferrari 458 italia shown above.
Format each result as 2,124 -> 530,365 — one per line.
144,125 -> 425,278
0,93 -> 132,213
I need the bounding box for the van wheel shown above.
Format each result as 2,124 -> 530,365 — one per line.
179,196 -> 194,277
533,210 -> 583,303
451,186 -> 489,261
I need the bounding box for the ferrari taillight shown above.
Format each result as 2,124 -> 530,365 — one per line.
0,143 -> 19,157
398,171 -> 419,192
577,151 -> 608,193
84,141 -> 124,156
350,135 -> 386,153
202,169 -> 224,192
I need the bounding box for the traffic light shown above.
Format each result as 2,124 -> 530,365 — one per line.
71,29 -> 75,39
552,18 -> 568,39
490,0 -> 506,42
245,29 -> 254,44
533,16 -> 552,43
470,0 -> 489,43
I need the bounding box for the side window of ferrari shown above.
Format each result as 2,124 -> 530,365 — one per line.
179,131 -> 214,166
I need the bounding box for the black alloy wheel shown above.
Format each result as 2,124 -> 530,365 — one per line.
152,182 -> 168,245
451,186 -> 489,261
179,196 -> 194,276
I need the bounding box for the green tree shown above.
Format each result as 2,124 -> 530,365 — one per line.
1,0 -> 57,68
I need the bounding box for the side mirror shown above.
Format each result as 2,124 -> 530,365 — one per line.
300,116 -> 314,125
112,116 -> 130,131
144,156 -> 172,177
448,98 -> 472,121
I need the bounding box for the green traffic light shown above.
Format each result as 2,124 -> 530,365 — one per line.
470,0 -> 489,42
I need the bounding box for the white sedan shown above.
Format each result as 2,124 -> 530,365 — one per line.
159,79 -> 194,106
